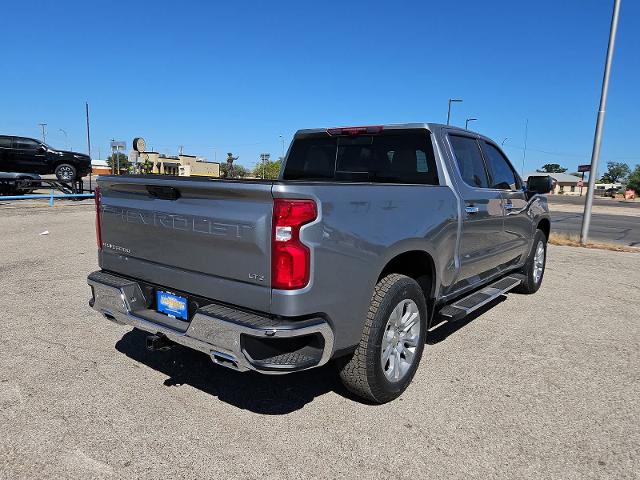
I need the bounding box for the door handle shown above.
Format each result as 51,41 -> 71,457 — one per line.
465,205 -> 479,214
504,202 -> 513,210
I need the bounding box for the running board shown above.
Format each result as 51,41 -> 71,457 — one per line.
437,275 -> 523,321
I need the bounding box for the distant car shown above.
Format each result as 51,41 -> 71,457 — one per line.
604,187 -> 618,198
0,135 -> 90,182
0,171 -> 41,195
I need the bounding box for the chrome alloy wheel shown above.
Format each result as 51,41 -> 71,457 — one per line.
533,240 -> 545,284
57,165 -> 75,181
381,299 -> 421,382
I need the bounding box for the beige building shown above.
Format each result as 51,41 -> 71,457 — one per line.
136,153 -> 220,177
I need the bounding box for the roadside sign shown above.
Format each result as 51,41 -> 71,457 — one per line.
577,180 -> 584,187
578,164 -> 591,172
110,141 -> 126,149
133,137 -> 146,152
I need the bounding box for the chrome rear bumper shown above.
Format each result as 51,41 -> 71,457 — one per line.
87,271 -> 334,374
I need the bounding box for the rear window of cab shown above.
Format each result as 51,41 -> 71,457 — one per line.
283,131 -> 439,185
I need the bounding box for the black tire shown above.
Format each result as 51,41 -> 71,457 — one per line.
338,274 -> 427,403
55,163 -> 77,182
17,177 -> 34,195
514,229 -> 547,294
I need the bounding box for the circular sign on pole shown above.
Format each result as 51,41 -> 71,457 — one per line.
577,180 -> 584,188
133,137 -> 146,153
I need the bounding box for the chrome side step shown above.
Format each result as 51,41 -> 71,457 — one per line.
437,275 -> 523,321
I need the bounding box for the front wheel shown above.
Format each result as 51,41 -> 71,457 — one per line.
55,163 -> 77,182
514,229 -> 547,294
338,274 -> 427,403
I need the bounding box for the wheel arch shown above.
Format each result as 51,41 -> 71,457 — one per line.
53,159 -> 78,169
377,249 -> 438,324
537,217 -> 550,239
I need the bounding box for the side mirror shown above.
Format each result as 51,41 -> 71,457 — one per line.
38,144 -> 47,152
526,175 -> 554,198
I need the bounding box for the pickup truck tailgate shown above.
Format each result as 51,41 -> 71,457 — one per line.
97,176 -> 273,312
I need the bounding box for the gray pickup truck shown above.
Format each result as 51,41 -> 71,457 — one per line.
88,123 -> 553,403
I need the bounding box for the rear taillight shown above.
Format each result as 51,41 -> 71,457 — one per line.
272,199 -> 317,290
94,186 -> 102,250
326,125 -> 383,136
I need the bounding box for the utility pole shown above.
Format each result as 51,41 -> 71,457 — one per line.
111,138 -> 116,175
465,118 -> 477,130
521,119 -> 529,176
38,123 -> 47,143
260,153 -> 270,179
581,0 -> 621,245
446,99 -> 462,125
85,103 -> 92,158
86,102 -> 92,192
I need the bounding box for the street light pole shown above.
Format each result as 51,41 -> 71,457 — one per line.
521,119 -> 529,177
59,129 -> 69,150
465,118 -> 477,130
279,135 -> 285,159
580,0 -> 621,245
446,99 -> 462,125
501,137 -> 508,146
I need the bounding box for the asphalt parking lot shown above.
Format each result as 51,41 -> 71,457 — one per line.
1,204 -> 639,479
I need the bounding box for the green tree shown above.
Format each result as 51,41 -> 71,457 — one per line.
537,163 -> 568,173
220,163 -> 248,178
253,158 -> 282,179
140,160 -> 154,174
600,161 -> 630,183
626,165 -> 640,193
106,153 -> 131,173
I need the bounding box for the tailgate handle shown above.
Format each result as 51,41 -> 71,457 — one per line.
146,185 -> 181,200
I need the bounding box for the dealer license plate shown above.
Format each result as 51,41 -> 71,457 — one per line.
156,291 -> 188,320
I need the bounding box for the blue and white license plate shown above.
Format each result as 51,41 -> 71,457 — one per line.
156,291 -> 188,320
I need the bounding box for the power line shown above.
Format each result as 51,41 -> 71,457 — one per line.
503,142 -> 591,159
503,141 -> 640,163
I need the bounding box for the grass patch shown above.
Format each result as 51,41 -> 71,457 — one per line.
549,233 -> 640,253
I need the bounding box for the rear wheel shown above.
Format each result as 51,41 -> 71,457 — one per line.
338,274 -> 427,403
514,229 -> 547,294
17,177 -> 35,194
55,163 -> 77,182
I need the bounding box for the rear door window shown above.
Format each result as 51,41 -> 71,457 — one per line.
283,131 -> 439,185
14,138 -> 40,150
0,136 -> 12,148
449,135 -> 489,188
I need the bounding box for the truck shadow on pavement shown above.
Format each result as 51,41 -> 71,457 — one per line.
115,329 -> 349,414
114,297 -> 506,413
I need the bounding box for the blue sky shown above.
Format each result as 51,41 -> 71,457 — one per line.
1,0 -> 638,175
